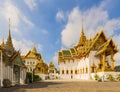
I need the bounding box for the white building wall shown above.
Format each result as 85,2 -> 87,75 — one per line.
25,59 -> 38,72
89,51 -> 100,71
59,51 -> 118,80
106,55 -> 112,66
59,57 -> 91,80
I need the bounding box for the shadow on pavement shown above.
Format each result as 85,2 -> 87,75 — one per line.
0,81 -> 63,92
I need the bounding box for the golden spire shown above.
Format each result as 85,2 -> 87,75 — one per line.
77,19 -> 86,46
5,18 -> 14,52
8,18 -> 11,40
31,43 -> 37,53
81,21 -> 84,36
49,61 -> 55,67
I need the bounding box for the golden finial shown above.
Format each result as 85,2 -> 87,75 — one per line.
8,18 -> 11,39
82,17 -> 84,34
9,18 -> 10,31
32,43 -> 37,53
49,61 -> 54,67
101,23 -> 105,32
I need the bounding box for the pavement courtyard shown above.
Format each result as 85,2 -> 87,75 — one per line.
0,80 -> 120,92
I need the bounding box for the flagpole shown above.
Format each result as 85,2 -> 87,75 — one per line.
0,50 -> 3,87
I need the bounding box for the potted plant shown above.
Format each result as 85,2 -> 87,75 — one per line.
2,79 -> 12,88
107,74 -> 114,81
94,74 -> 99,80
97,78 -> 102,82
116,74 -> 120,81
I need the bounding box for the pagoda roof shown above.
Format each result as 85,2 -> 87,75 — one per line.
95,38 -> 118,56
58,27 -> 118,63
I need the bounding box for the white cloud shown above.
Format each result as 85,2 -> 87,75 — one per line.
113,34 -> 120,66
40,29 -> 49,34
24,0 -> 37,11
0,0 -> 40,56
61,7 -> 82,47
61,1 -> 120,48
114,53 -> 120,66
0,0 -> 34,35
22,15 -> 34,27
0,0 -> 36,55
37,44 -> 42,52
13,39 -> 42,55
56,10 -> 65,22
61,1 -> 120,66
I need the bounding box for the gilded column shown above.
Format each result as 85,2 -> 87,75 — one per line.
102,52 -> 106,72
111,52 -> 115,70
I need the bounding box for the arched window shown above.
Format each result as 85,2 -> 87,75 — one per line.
62,70 -> 64,74
38,68 -> 41,71
75,70 -> 77,74
71,70 -> 73,74
66,70 -> 69,74
91,67 -> 94,73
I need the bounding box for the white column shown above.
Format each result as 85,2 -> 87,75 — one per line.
88,58 -> 91,80
0,51 -> 3,87
8,66 -> 9,79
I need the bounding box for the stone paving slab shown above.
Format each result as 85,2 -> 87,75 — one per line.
0,80 -> 120,92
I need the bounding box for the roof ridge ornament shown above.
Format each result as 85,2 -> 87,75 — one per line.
31,43 -> 37,53
77,18 -> 87,46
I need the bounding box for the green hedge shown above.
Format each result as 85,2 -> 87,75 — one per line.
26,72 -> 41,83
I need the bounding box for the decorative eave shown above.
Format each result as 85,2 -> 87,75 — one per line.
10,51 -> 26,68
85,31 -> 108,54
95,38 -> 118,56
25,50 -> 31,58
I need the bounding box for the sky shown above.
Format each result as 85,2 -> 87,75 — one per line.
0,0 -> 120,68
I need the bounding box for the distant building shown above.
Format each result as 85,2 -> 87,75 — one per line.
24,45 -> 48,80
58,24 -> 119,80
48,61 -> 58,79
0,20 -> 26,87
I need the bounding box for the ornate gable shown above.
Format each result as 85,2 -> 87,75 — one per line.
91,31 -> 107,50
95,38 -> 118,56
10,52 -> 26,67
25,51 -> 36,58
25,45 -> 42,59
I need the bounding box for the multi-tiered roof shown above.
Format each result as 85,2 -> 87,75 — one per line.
0,19 -> 26,67
58,25 -> 118,64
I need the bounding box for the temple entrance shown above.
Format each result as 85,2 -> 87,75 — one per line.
13,65 -> 20,84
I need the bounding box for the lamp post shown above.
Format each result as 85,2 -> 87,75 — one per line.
0,50 -> 3,87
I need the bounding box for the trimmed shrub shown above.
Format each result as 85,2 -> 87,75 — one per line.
94,74 -> 99,80
3,79 -> 12,88
25,72 -> 41,83
116,74 -> 120,81
107,74 -> 114,81
33,75 -> 41,82
26,72 -> 32,83
97,78 -> 102,82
